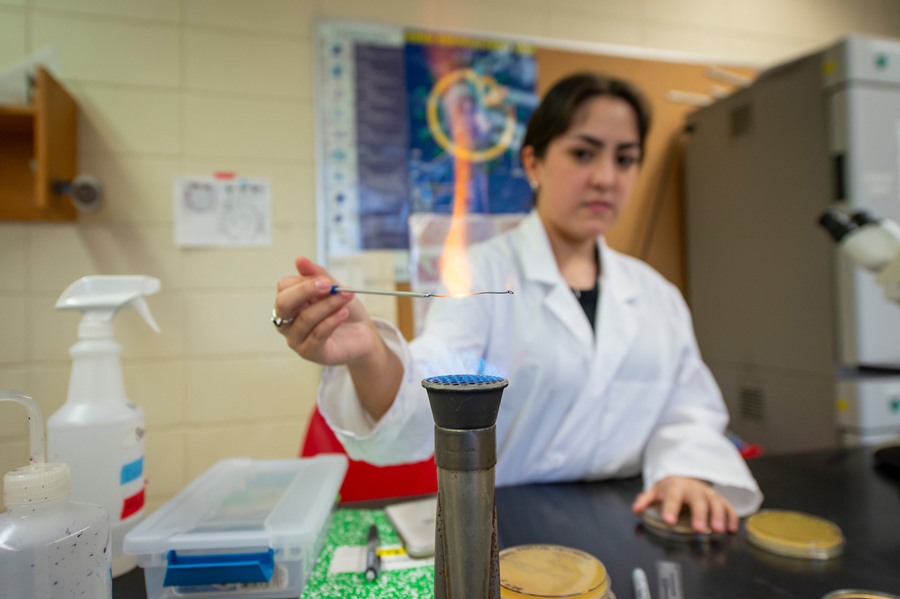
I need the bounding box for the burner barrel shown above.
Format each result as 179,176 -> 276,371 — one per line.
423,374 -> 508,599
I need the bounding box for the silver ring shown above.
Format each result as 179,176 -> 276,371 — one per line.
272,308 -> 294,328
704,487 -> 717,497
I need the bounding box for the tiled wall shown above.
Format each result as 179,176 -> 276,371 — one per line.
1,0 -> 899,514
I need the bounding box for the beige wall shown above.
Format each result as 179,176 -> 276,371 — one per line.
1,0 -> 899,514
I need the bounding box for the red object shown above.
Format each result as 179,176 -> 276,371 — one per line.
301,407 -> 437,503
121,487 -> 145,519
213,171 -> 237,180
739,443 -> 765,460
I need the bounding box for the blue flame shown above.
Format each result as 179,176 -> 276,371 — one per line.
423,347 -> 506,379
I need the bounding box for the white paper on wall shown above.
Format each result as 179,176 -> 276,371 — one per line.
174,176 -> 273,248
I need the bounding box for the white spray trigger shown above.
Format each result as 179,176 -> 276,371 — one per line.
131,296 -> 160,333
56,275 -> 161,338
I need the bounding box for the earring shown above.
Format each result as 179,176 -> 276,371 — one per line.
529,180 -> 538,191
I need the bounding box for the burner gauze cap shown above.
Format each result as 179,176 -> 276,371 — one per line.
422,375 -> 508,430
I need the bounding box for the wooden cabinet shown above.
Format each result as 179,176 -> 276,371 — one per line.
0,67 -> 77,221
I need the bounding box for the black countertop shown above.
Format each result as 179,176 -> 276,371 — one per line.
114,447 -> 900,598
497,447 -> 900,598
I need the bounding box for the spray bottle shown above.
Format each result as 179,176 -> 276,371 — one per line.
0,390 -> 112,599
47,275 -> 160,577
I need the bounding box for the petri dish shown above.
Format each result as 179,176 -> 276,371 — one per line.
822,592 -> 900,599
745,510 -> 844,560
499,545 -> 613,599
746,543 -> 841,574
642,503 -> 722,542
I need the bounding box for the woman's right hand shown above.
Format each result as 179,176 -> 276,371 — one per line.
274,257 -> 377,366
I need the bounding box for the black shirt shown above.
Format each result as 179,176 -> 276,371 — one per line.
572,282 -> 600,331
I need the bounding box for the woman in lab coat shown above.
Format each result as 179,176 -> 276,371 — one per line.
274,73 -> 762,533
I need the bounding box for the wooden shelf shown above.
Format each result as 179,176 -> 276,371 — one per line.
0,104 -> 36,134
0,67 -> 77,221
0,103 -> 36,115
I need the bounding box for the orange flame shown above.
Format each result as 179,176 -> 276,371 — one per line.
440,89 -> 473,295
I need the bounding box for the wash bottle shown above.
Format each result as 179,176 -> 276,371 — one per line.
0,390 -> 112,599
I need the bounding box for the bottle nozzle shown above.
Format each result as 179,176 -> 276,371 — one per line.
1,392 -> 73,510
0,390 -> 45,465
56,275 -> 162,337
131,297 -> 160,333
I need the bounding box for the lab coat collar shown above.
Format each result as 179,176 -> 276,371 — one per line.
517,211 -> 639,299
518,210 -> 561,286
516,210 -> 641,357
598,238 -> 640,305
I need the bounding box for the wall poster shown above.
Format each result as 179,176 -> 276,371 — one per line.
316,22 -> 538,286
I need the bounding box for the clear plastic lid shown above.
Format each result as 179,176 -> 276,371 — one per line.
123,456 -> 347,556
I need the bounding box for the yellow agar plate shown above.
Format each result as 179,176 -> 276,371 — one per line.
822,591 -> 900,599
745,510 -> 845,559
499,545 -> 611,599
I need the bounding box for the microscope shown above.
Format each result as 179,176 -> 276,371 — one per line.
820,209 -> 900,304
820,208 -> 900,475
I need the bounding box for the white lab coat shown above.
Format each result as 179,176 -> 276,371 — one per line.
319,211 -> 763,516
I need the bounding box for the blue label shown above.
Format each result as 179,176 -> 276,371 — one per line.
121,457 -> 143,485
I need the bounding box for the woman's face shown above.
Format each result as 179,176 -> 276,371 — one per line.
523,96 -> 642,242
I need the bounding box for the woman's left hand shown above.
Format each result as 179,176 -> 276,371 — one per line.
631,476 -> 739,534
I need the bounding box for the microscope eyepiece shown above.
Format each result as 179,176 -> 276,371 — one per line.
851,210 -> 878,228
819,209 -> 857,242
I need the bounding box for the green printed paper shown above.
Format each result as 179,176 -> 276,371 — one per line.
300,509 -> 434,598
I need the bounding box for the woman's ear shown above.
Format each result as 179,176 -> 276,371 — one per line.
520,145 -> 540,189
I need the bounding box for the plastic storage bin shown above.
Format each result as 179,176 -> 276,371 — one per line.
123,455 -> 348,599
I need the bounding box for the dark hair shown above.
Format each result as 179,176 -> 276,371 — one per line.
522,72 -> 652,163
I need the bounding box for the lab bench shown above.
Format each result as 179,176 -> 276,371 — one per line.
113,446 -> 900,599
